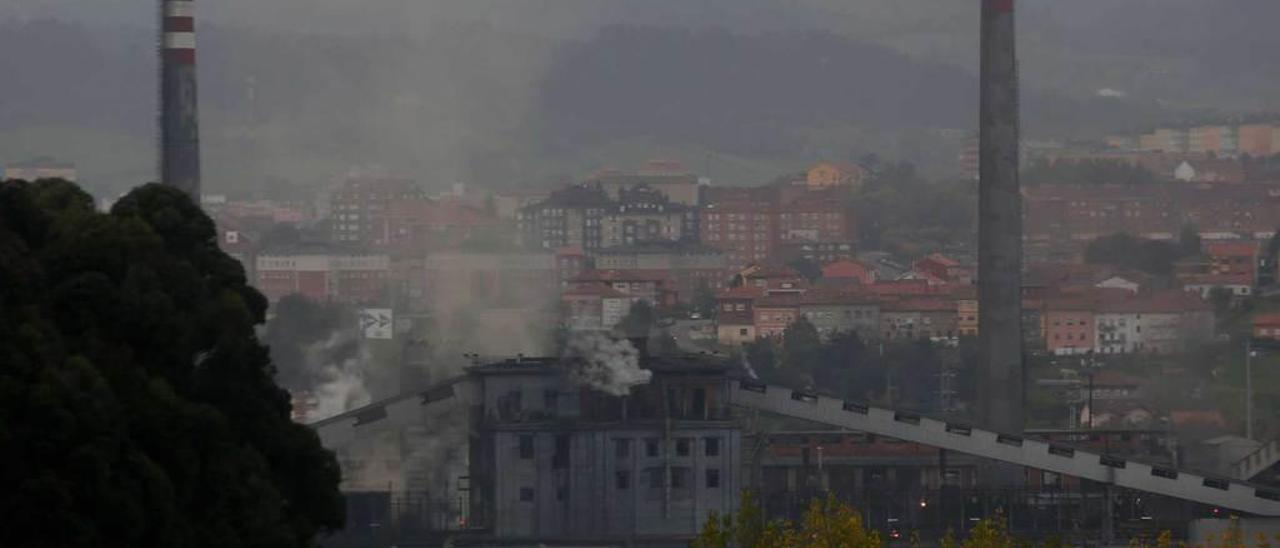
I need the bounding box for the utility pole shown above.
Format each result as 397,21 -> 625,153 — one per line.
1246,338 -> 1254,441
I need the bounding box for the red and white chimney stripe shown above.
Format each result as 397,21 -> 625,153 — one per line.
163,0 -> 196,64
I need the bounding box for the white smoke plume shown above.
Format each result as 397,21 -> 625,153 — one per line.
307,330 -> 373,420
740,351 -> 760,380
564,331 -> 652,396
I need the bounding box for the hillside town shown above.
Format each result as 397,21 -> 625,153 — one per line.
191,120 -> 1280,448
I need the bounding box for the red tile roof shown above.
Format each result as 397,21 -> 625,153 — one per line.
1171,409 -> 1226,429
821,259 -> 874,280
1253,314 -> 1280,328
1205,240 -> 1260,257
562,285 -> 628,299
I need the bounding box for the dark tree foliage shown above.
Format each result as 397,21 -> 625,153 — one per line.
263,294 -> 356,393
782,316 -> 822,372
743,318 -> 956,410
692,279 -> 718,319
851,162 -> 976,255
1022,159 -> 1160,186
1179,223 -> 1202,258
1084,232 -> 1182,277
786,258 -> 822,283
0,180 -> 343,547
615,299 -> 657,338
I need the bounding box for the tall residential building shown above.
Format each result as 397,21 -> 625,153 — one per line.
700,184 -> 853,272
1238,124 -> 1278,157
328,177 -> 428,246
518,183 -> 696,253
255,243 -> 391,304
587,160 -> 702,206
1189,125 -> 1238,156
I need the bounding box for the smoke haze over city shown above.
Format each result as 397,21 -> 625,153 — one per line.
5,1 -> 1280,546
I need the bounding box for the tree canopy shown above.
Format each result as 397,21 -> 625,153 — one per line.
1022,159 -> 1160,186
0,180 -> 343,547
1084,232 -> 1184,278
851,161 -> 976,256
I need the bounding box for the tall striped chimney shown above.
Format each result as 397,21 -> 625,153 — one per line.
160,0 -> 201,198
977,0 -> 1023,434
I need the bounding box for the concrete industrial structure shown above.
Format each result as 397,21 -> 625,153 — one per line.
314,351 -> 745,546
312,355 -> 1280,546
159,0 -> 201,197
977,0 -> 1024,434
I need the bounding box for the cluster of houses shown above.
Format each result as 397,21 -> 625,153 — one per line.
697,254 -> 1221,356
201,157 -> 1280,362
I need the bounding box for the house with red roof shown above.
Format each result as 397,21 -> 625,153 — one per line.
754,294 -> 802,339
569,269 -> 677,308
911,253 -> 974,285
881,297 -> 958,341
1253,313 -> 1280,341
739,264 -> 809,295
797,288 -> 882,340
1044,296 -> 1098,356
1095,290 -> 1214,354
820,259 -> 876,284
716,285 -> 764,345
561,284 -> 633,331
1206,240 -> 1260,284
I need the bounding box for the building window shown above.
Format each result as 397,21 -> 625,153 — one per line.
616,470 -> 631,490
706,469 -> 721,489
519,435 -> 534,459
519,487 -> 534,502
553,434 -> 570,469
615,438 -> 632,458
676,438 -> 691,457
646,438 -> 660,457
645,468 -> 664,488
705,437 -> 721,457
671,467 -> 690,489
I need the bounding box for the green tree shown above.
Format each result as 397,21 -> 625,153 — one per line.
0,180 -> 343,547
616,299 -> 657,337
782,316 -> 822,371
1209,286 -> 1235,316
1179,223 -> 1202,257
263,294 -> 356,393
1085,232 -> 1180,277
788,257 -> 823,282
693,279 -> 719,318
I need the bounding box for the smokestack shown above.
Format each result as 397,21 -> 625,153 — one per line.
977,0 -> 1024,434
159,0 -> 201,198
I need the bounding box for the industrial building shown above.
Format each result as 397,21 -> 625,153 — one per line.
311,342 -> 1280,547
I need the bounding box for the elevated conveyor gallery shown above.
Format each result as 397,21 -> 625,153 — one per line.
728,380 -> 1280,517
310,376 -> 474,448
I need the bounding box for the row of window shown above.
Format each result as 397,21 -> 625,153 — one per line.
516,467 -> 721,502
516,436 -> 721,460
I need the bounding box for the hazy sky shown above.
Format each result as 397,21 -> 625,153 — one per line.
3,1 -> 1278,195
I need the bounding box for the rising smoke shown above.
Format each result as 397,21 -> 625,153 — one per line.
563,331 -> 653,396
307,330 -> 374,420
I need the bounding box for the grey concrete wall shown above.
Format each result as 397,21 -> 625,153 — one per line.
491,427 -> 740,540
